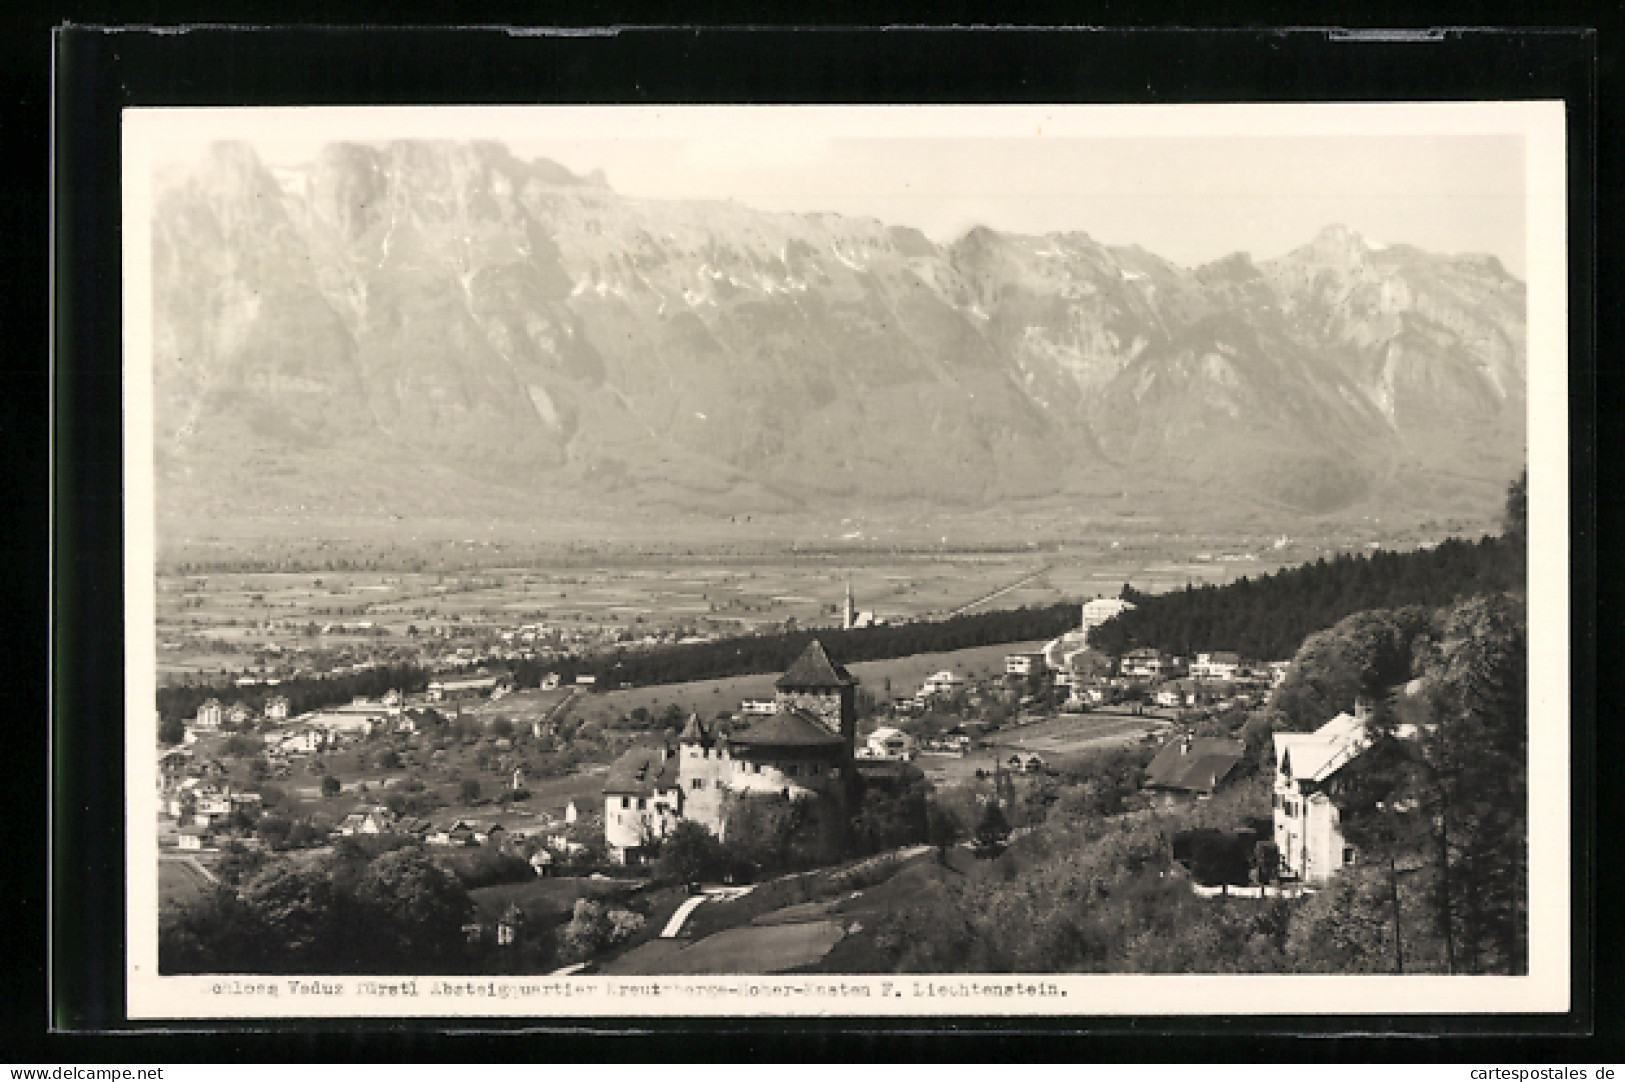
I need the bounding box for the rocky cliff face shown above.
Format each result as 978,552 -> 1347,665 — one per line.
150,140 -> 1526,534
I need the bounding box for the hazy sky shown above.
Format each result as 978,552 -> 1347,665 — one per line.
149,106 -> 1534,277
514,134 -> 1528,275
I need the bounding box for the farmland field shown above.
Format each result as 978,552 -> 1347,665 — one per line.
916,711 -> 1173,787
154,539 -> 1328,683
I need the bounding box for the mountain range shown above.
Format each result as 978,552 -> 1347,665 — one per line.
149,140 -> 1527,542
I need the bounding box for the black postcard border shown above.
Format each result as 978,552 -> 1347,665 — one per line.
44,22 -> 1604,1059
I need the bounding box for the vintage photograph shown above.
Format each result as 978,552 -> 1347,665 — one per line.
122,103 -> 1568,1017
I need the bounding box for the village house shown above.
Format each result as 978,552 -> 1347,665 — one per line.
918,669 -> 965,699
191,787 -> 234,827
860,725 -> 916,761
1120,648 -> 1165,680
1272,703 -> 1373,883
226,702 -> 254,728
739,698 -> 779,716
1190,651 -> 1243,682
428,818 -> 482,847
601,639 -> 858,864
264,694 -> 290,722
194,698 -> 224,731
427,675 -> 501,702
337,806 -> 396,836
1143,733 -> 1246,799
158,747 -> 193,786
1004,653 -> 1047,678
176,825 -> 213,851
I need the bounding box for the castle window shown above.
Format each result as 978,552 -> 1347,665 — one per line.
752,763 -> 761,774
637,798 -> 646,811
621,797 -> 630,809
715,779 -> 725,789
691,778 -> 703,790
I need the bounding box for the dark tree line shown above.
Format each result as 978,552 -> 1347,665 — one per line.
1090,535 -> 1521,662
512,602 -> 1081,692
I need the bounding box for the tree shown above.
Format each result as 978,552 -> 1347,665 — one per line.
1503,468 -> 1527,549
654,820 -> 726,884
458,778 -> 482,805
1420,594 -> 1528,974
926,801 -> 965,865
556,899 -> 645,963
973,802 -> 1011,855
1284,866 -> 1411,973
1270,608 -> 1434,732
240,862 -> 347,968
1336,720 -> 1430,974
256,816 -> 293,851
158,716 -> 186,745
353,848 -> 473,970
320,775 -> 342,797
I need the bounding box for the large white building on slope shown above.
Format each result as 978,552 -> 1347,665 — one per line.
1044,597 -> 1136,671
1271,702 -> 1374,884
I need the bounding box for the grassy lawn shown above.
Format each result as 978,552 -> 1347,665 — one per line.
788,849 -> 984,974
599,919 -> 848,976
844,640 -> 1052,695
599,848 -> 928,975
468,876 -> 631,920
158,857 -> 217,909
565,674 -> 782,729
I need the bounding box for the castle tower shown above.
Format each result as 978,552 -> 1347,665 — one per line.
774,639 -> 859,798
678,712 -> 731,839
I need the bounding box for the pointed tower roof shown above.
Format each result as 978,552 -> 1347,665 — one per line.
775,638 -> 857,690
679,712 -> 711,744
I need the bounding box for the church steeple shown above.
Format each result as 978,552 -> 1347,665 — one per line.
843,578 -> 856,630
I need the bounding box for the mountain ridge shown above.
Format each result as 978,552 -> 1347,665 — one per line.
149,140 -> 1526,541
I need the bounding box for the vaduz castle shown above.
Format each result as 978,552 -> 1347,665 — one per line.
602,640 -> 859,864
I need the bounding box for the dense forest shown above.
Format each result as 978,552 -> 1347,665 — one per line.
1090,534 -> 1522,662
